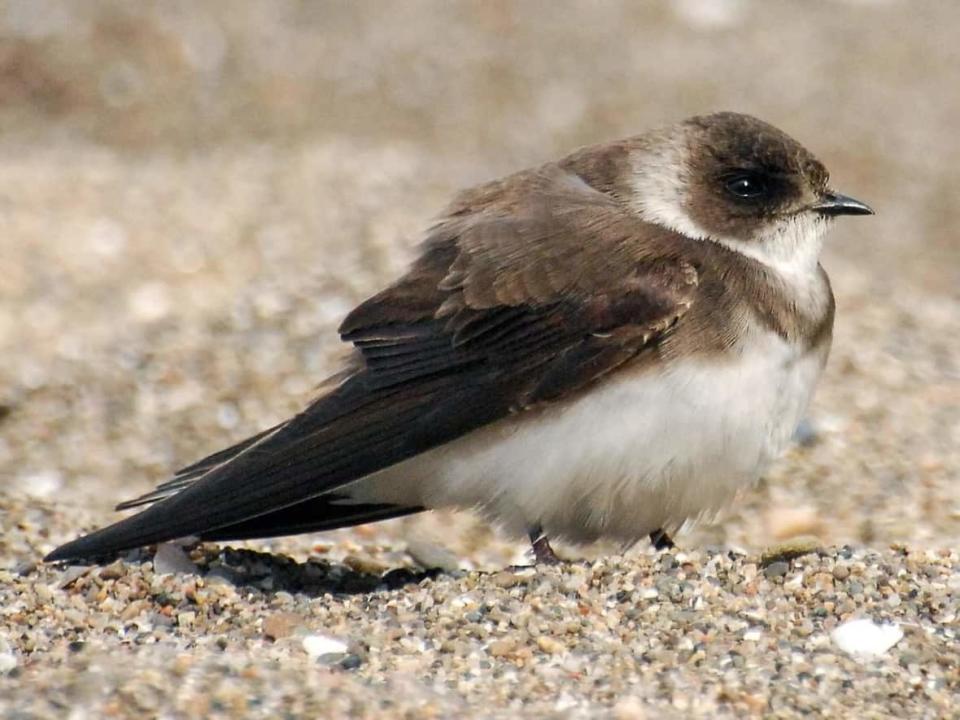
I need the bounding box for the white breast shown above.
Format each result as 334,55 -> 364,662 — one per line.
348,329 -> 827,545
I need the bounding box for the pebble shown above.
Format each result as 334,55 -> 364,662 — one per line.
98,560 -> 126,580
14,561 -> 37,577
0,640 -> 17,675
406,539 -> 461,572
490,571 -> 526,589
831,619 -> 905,658
57,565 -> 92,589
339,654 -> 364,670
262,612 -> 306,640
343,554 -> 388,575
301,634 -> 348,659
536,636 -> 565,655
153,544 -> 199,576
763,561 -> 790,579
792,418 -> 820,447
487,639 -> 517,658
760,537 -> 821,567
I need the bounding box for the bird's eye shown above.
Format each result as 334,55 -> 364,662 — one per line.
724,173 -> 768,200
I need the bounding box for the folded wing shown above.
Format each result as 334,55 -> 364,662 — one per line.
45,165 -> 697,562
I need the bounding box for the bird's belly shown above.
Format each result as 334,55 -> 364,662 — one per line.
350,331 -> 827,544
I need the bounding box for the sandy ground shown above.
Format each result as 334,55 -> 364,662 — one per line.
1,2 -> 958,717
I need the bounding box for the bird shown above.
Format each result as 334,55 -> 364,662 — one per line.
45,112 -> 873,565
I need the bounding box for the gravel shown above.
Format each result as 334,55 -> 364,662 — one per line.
1,2 -> 959,718
1,541 -> 956,718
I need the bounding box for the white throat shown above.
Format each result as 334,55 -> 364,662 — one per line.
710,213 -> 828,279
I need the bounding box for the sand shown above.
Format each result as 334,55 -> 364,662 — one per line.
1,2 -> 957,717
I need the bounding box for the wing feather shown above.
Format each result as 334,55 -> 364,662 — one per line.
45,163 -> 698,562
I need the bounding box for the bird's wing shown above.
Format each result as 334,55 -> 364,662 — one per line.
45,165 -> 698,562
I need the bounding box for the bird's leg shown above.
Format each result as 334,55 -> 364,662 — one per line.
649,528 -> 675,551
528,524 -> 561,565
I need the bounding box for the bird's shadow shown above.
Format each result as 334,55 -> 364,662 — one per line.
127,544 -> 454,597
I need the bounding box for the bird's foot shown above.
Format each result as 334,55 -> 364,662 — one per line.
530,534 -> 562,565
526,524 -> 562,565
649,528 -> 675,551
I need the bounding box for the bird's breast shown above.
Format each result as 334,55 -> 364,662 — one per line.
350,328 -> 829,544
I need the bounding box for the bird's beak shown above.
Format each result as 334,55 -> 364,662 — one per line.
811,190 -> 874,217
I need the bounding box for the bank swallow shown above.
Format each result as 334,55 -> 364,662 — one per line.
46,112 -> 873,564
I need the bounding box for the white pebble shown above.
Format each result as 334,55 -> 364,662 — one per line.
0,653 -> 15,674
85,217 -> 128,258
672,0 -> 746,30
831,618 -> 903,657
302,634 -> 348,658
128,282 -> 171,322
0,639 -> 16,674
14,470 -> 63,499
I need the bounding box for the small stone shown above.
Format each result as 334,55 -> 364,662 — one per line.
262,612 -> 305,640
768,505 -> 824,541
898,652 -> 920,669
120,600 -> 149,621
792,418 -> 820,447
154,544 -> 198,576
381,567 -> 420,589
339,654 -> 363,670
128,282 -> 171,322
760,537 -> 821,567
536,636 -> 564,654
832,618 -> 903,657
406,539 -> 460,572
490,571 -> 524,589
205,566 -> 240,586
612,696 -> 647,720
0,640 -> 16,675
832,564 -> 850,580
487,638 -> 517,657
0,651 -> 16,675
15,470 -> 63,499
763,561 -> 790,579
99,560 -> 126,580
343,554 -> 388,575
13,561 -> 37,577
57,565 -> 92,589
302,634 -> 348,659
172,655 -> 193,676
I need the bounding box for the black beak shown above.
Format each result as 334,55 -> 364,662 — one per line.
811,191 -> 874,217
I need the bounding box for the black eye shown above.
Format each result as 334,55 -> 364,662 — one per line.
724,172 -> 769,199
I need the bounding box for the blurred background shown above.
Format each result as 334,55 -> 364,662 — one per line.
1,0 -> 957,568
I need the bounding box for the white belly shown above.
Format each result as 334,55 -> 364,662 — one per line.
348,330 -> 827,544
